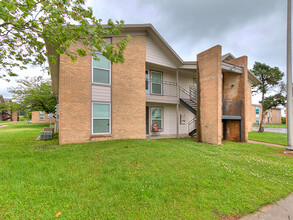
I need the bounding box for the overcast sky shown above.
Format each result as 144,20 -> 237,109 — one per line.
0,0 -> 288,104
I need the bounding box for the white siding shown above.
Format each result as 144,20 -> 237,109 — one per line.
179,105 -> 195,134
146,36 -> 177,69
92,85 -> 111,102
147,103 -> 194,135
178,71 -> 195,91
146,95 -> 178,104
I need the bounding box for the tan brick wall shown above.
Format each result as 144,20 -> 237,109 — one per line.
111,35 -> 146,140
197,45 -> 222,145
31,111 -> 55,123
58,41 -> 91,145
227,56 -> 249,142
251,105 -> 282,125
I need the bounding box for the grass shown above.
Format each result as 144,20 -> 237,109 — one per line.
0,122 -> 293,219
252,124 -> 287,128
249,131 -> 287,146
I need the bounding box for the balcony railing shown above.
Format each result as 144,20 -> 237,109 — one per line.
146,80 -> 177,97
222,98 -> 242,117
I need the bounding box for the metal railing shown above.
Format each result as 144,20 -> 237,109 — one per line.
179,86 -> 196,102
146,80 -> 177,97
188,117 -> 196,133
222,98 -> 242,116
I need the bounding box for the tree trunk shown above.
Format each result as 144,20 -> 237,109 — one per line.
258,91 -> 265,132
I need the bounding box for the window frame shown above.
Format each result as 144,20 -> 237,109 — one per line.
91,53 -> 111,85
91,102 -> 111,135
145,70 -> 149,94
150,71 -> 163,95
151,107 -> 163,131
39,111 -> 45,121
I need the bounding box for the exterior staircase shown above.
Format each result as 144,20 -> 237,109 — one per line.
179,86 -> 197,136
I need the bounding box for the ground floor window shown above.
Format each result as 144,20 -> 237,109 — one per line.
39,111 -> 45,120
92,103 -> 111,134
151,107 -> 163,130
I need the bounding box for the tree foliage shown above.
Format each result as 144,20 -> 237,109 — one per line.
251,62 -> 285,132
8,76 -> 57,113
0,0 -> 129,80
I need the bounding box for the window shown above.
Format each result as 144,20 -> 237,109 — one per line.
92,53 -> 111,84
145,70 -> 149,94
39,111 -> 45,121
151,107 -> 163,129
92,103 -> 111,134
180,114 -> 186,125
151,71 -> 162,95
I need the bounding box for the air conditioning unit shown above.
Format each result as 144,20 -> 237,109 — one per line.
40,131 -> 53,140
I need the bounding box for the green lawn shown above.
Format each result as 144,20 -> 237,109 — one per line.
1,122 -> 293,219
253,124 -> 287,128
249,131 -> 287,146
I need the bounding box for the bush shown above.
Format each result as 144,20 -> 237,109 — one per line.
19,116 -> 26,121
282,117 -> 286,124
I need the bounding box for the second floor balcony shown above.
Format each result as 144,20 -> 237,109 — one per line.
146,79 -> 177,97
222,98 -> 242,119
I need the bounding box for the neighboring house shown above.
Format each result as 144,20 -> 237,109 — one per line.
251,104 -> 282,125
47,24 -> 260,145
0,95 -> 19,121
31,111 -> 56,123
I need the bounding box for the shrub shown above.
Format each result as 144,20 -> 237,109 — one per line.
282,117 -> 286,124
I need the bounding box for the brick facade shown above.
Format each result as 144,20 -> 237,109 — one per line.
58,41 -> 92,145
111,36 -> 146,140
58,36 -> 146,145
227,56 -> 249,142
197,45 -> 223,145
31,111 -> 56,124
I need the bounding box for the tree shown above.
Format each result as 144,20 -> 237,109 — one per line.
0,0 -> 129,80
251,62 -> 285,132
8,76 -> 57,114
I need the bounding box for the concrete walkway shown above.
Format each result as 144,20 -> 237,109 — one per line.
248,140 -> 285,148
252,127 -> 287,133
240,193 -> 293,220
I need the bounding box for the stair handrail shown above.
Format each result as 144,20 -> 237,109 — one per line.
179,86 -> 196,102
188,117 -> 196,133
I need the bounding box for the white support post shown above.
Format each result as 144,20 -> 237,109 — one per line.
287,0 -> 293,150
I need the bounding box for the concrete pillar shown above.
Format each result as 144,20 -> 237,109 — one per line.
197,45 -> 223,145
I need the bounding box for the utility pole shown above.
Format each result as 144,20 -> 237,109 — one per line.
287,0 -> 293,150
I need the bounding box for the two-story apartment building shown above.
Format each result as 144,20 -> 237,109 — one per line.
47,24 -> 260,145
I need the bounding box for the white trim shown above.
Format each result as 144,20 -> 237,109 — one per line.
91,102 -> 111,135
145,69 -> 149,94
91,53 -> 112,85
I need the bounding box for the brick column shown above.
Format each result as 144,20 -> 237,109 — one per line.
197,45 -> 222,145
228,56 -> 249,142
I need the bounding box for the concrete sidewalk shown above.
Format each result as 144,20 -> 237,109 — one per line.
252,127 -> 287,133
248,140 -> 285,148
240,193 -> 293,220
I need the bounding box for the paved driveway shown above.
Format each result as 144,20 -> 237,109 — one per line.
252,127 -> 287,133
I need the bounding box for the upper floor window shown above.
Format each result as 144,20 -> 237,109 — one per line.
92,53 -> 111,84
151,71 -> 162,95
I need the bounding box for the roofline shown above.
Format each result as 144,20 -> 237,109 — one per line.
122,24 -> 184,64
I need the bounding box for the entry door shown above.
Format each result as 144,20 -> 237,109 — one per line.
146,106 -> 149,134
